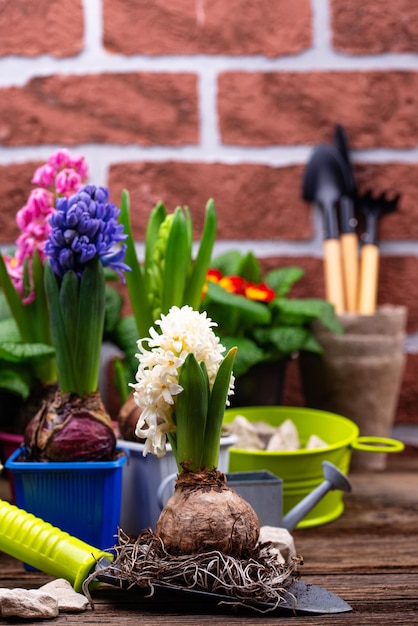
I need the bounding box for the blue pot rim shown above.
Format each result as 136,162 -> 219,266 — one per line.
5,446 -> 129,471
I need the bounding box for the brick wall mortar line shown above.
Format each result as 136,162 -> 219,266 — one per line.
82,0 -> 103,57
198,68 -> 220,150
2,51 -> 418,90
2,146 -> 418,170
312,0 -> 332,53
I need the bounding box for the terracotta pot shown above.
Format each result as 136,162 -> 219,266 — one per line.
300,305 -> 407,470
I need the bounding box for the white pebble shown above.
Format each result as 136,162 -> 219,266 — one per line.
0,588 -> 59,619
40,578 -> 90,612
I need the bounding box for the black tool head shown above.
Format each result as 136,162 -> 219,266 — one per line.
302,143 -> 349,203
356,190 -> 400,244
333,124 -> 356,195
302,143 -> 350,239
356,190 -> 400,217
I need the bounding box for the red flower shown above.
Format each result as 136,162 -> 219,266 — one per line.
204,269 -> 276,303
244,281 -> 276,302
206,268 -> 223,283
219,275 -> 246,295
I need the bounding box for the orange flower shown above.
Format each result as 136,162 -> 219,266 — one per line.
206,268 -> 223,283
244,281 -> 276,302
203,269 -> 276,303
202,268 -> 222,297
219,275 -> 246,295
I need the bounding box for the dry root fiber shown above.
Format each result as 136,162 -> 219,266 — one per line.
83,528 -> 302,613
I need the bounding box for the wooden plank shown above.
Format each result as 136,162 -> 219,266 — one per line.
1,456 -> 417,626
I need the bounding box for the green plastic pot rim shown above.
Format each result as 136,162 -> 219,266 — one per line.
350,436 -> 405,454
225,406 -> 358,456
225,407 -> 404,456
229,435 -> 404,457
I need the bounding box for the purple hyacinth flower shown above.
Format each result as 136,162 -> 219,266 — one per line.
45,184 -> 130,280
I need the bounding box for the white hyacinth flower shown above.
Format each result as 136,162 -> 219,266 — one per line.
131,305 -> 233,457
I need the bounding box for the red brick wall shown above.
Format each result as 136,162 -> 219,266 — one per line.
1,0 -> 417,424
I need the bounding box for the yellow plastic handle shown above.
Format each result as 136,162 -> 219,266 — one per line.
351,436 -> 405,454
0,499 -> 111,592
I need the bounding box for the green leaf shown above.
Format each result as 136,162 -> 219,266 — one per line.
184,205 -> 193,250
113,315 -> 137,355
22,257 -> 31,303
0,290 -> 12,320
31,249 -> 53,346
144,201 -> 167,295
44,261 -> 77,391
218,336 -> 265,377
0,367 -> 32,398
0,318 -> 21,343
205,281 -> 271,328
112,356 -> 130,404
0,342 -> 55,364
74,258 -> 106,394
59,270 -> 79,359
274,298 -> 343,333
0,253 -> 27,335
265,266 -> 305,297
209,250 -> 244,276
161,206 -> 191,314
184,198 -> 217,310
104,285 -> 123,335
300,334 -> 325,354
112,315 -> 140,386
201,347 -> 236,469
119,189 -> 154,338
237,251 -> 262,284
313,300 -> 344,334
254,325 -> 312,357
175,353 -> 209,471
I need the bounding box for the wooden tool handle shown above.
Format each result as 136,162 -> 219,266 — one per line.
358,244 -> 379,315
323,238 -> 345,315
340,232 -> 359,313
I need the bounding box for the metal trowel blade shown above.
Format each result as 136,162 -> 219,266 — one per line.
96,564 -> 352,615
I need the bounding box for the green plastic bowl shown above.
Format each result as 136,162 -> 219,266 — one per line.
223,406 -> 404,529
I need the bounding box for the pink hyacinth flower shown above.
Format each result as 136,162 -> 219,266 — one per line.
16,188 -> 54,230
55,169 -> 83,196
31,163 -> 56,187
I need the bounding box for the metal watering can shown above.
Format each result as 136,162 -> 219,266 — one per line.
157,460 -> 352,531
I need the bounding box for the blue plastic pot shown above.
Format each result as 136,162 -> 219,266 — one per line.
6,447 -> 128,550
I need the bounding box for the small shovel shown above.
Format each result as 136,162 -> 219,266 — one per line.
333,124 -> 359,313
0,499 -> 352,615
356,190 -> 400,314
302,143 -> 348,314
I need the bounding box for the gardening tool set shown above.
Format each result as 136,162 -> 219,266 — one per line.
302,124 -> 400,315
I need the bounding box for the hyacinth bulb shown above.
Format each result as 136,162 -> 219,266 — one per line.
24,389 -> 116,462
156,469 -> 260,557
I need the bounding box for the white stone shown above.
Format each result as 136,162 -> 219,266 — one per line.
259,526 -> 297,563
267,419 -> 300,451
305,434 -> 328,449
223,415 -> 264,450
0,588 -> 59,619
40,579 -> 89,612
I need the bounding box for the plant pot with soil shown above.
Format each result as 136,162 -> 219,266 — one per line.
5,183 -> 130,549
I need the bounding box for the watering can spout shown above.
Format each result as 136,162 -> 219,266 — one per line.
281,461 -> 352,532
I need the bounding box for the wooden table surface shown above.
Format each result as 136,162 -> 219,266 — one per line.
1,454 -> 417,625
